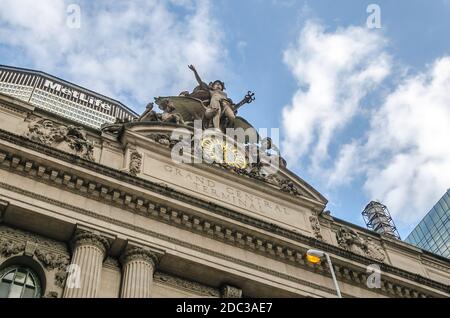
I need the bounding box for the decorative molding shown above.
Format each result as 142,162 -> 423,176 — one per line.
23,118 -> 94,161
0,142 -> 447,295
71,230 -> 111,254
309,215 -> 323,241
120,246 -> 159,268
43,291 -> 59,298
128,151 -> 142,176
154,271 -> 220,297
220,285 -> 242,298
336,227 -> 386,262
24,240 -> 38,257
146,132 -> 306,198
0,225 -> 70,291
34,248 -> 70,271
0,185 -> 442,298
104,257 -> 120,270
0,237 -> 25,257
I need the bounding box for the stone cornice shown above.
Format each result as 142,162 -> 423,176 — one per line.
0,130 -> 448,296
0,182 -> 447,298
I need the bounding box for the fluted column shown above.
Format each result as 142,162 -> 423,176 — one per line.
63,231 -> 110,298
120,246 -> 159,298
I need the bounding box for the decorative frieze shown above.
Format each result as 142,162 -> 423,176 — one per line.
0,237 -> 25,257
128,151 -> 142,176
221,285 -> 243,298
154,272 -> 220,297
336,227 -> 385,262
309,215 -> 323,241
0,145 -> 445,296
24,118 -> 94,161
35,248 -> 70,270
0,225 -> 70,295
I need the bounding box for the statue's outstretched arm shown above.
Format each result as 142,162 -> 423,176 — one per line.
188,65 -> 203,86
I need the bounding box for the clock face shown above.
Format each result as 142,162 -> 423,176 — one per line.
201,137 -> 247,169
201,137 -> 224,163
223,142 -> 247,169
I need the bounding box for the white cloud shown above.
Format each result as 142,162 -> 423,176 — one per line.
359,57 -> 450,226
281,22 -> 391,169
327,141 -> 360,187
282,20 -> 450,233
0,0 -> 226,110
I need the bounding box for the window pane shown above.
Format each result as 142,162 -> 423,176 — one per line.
14,271 -> 26,285
0,267 -> 41,298
2,271 -> 15,282
25,275 -> 35,288
0,281 -> 10,298
8,284 -> 23,298
22,287 -> 35,299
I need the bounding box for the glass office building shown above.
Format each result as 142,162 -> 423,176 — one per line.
405,189 -> 450,258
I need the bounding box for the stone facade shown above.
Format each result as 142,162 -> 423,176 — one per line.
0,92 -> 449,298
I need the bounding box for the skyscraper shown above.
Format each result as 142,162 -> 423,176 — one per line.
405,189 -> 450,258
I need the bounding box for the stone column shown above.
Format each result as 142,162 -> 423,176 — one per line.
120,246 -> 159,298
63,230 -> 110,298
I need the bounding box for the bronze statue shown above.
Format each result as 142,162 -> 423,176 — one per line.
186,64 -> 235,130
150,64 -> 256,140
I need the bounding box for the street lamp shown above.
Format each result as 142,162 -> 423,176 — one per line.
306,249 -> 342,298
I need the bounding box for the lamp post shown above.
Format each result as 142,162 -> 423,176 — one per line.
306,249 -> 342,298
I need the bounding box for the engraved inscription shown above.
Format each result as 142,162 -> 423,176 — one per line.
143,155 -> 305,230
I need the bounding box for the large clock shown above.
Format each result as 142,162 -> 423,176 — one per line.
201,137 -> 247,169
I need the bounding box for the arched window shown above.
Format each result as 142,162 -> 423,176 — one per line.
0,266 -> 41,298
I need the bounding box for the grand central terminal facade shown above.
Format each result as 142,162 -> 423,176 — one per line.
0,65 -> 448,298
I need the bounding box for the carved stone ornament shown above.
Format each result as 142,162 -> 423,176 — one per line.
336,227 -> 385,262
0,226 -> 70,292
278,178 -> 301,196
43,291 -> 59,298
309,215 -> 323,240
220,285 -> 243,298
129,151 -> 142,176
148,133 -> 178,148
120,246 -> 159,267
71,230 -> 111,254
154,272 -> 220,297
34,248 -> 70,271
24,118 -> 94,161
0,238 -> 25,257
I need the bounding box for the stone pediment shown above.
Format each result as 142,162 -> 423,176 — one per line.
125,122 -> 327,201
106,121 -> 327,208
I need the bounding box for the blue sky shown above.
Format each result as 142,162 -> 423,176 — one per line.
1,0 -> 449,238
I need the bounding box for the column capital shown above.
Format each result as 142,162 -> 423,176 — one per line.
71,227 -> 113,255
120,246 -> 161,268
